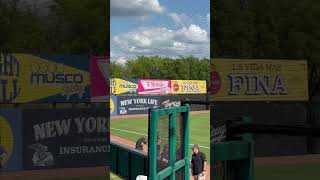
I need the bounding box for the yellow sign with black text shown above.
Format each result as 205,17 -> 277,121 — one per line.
211,59 -> 308,101
0,53 -> 90,103
171,80 -> 207,94
110,78 -> 138,95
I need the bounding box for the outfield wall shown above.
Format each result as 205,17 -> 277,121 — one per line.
211,102 -> 310,157
111,78 -> 207,95
0,53 -> 109,103
309,99 -> 320,154
0,105 -> 110,172
111,94 -> 208,116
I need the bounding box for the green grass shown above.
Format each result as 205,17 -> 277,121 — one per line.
111,113 -> 210,162
255,163 -> 320,180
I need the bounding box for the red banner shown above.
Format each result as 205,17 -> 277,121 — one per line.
90,56 -> 109,102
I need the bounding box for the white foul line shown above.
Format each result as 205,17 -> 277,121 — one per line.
111,127 -> 209,149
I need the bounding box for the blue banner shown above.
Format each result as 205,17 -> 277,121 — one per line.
0,109 -> 22,171
110,96 -> 118,116
22,108 -> 109,170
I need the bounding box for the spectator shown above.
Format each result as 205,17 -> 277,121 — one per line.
191,144 -> 207,180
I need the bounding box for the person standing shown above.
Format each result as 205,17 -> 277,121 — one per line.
135,137 -> 147,151
191,144 -> 207,180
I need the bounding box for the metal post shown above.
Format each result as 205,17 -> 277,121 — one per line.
149,111 -> 159,180
184,104 -> 190,180
169,113 -> 177,180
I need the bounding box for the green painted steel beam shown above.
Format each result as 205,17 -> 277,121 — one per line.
169,113 -> 177,180
158,166 -> 173,180
211,141 -> 251,161
149,110 -> 159,180
150,105 -> 191,180
183,106 -> 190,180
111,141 -> 148,157
174,160 -> 186,171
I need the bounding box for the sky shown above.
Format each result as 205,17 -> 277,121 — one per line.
111,0 -> 210,64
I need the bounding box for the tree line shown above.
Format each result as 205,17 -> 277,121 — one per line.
0,0 -> 108,54
111,56 -> 210,83
212,0 -> 320,62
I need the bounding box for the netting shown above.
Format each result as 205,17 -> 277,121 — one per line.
176,113 -> 185,180
176,113 -> 184,162
211,161 -> 226,180
211,119 -> 227,180
155,112 -> 186,179
157,115 -> 170,173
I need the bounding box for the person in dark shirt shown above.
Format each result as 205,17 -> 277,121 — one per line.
191,144 -> 207,180
135,137 -> 147,151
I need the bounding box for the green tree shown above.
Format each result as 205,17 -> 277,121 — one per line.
111,56 -> 210,83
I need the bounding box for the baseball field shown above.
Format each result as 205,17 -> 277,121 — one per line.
111,111 -> 210,162
110,111 -> 320,180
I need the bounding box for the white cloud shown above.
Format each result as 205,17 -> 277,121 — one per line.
176,25 -> 209,43
111,0 -> 164,17
110,51 -> 131,65
169,13 -> 192,27
111,25 -> 209,63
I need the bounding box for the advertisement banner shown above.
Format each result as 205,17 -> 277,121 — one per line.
117,96 -> 161,115
0,109 -> 22,171
211,59 -> 308,101
171,80 -> 207,94
212,102 -> 308,156
110,96 -> 118,116
138,79 -> 171,94
90,56 -> 110,102
22,108 -> 109,170
0,53 -> 90,103
160,95 -> 207,111
110,78 -> 138,95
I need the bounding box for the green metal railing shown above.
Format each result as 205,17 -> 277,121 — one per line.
111,141 -> 149,180
149,105 -> 190,180
211,116 -> 255,180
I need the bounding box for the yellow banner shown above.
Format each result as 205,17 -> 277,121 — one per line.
171,80 -> 207,94
110,78 -> 138,95
0,53 -> 90,103
211,59 -> 308,101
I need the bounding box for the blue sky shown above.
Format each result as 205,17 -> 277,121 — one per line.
111,0 -> 210,64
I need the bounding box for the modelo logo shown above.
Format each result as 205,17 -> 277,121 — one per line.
0,53 -> 21,103
30,63 -> 84,85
